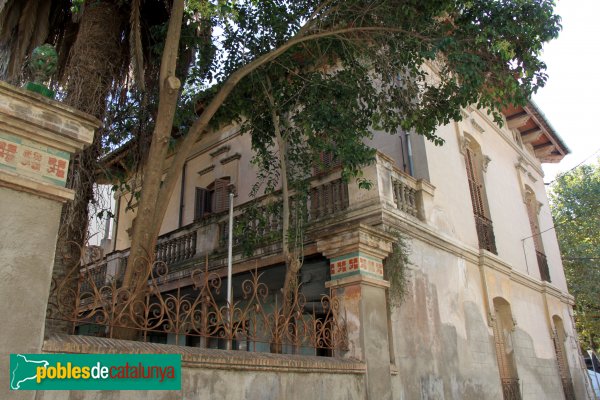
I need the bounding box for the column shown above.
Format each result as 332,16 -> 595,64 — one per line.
0,80 -> 98,399
317,223 -> 394,400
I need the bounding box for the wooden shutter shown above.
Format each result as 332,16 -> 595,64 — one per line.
552,328 -> 576,400
492,313 -> 522,400
465,145 -> 497,253
212,178 -> 230,213
194,187 -> 211,220
465,147 -> 486,217
314,150 -> 341,174
525,195 -> 543,253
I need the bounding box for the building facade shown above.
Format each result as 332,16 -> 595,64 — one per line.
86,101 -> 594,399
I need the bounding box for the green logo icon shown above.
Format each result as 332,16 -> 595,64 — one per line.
11,354 -> 49,390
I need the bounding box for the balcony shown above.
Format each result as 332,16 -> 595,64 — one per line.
85,152 -> 433,285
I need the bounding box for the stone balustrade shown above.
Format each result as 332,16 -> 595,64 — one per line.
85,154 -> 435,286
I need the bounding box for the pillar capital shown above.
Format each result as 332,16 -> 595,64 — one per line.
316,223 -> 394,281
317,223 -> 394,260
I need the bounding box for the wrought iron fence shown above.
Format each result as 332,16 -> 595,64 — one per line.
47,253 -> 348,356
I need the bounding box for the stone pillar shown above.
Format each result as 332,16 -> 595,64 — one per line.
317,223 -> 394,400
0,81 -> 97,399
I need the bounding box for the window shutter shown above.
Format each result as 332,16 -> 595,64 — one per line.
525,195 -> 543,253
465,147 -> 486,217
464,144 -> 497,253
212,178 -> 230,213
314,150 -> 341,174
195,187 -> 210,220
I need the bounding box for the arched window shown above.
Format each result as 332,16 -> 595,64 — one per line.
194,177 -> 231,220
552,316 -> 576,400
524,187 -> 550,282
464,136 -> 497,253
492,297 -> 521,400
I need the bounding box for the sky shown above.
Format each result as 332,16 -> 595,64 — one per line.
533,0 -> 600,183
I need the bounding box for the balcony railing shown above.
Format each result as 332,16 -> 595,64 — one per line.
475,214 -> 497,254
310,178 -> 349,220
80,262 -> 107,293
535,250 -> 551,282
155,230 -> 197,266
392,175 -> 418,217
85,155 -> 432,286
218,177 -> 349,249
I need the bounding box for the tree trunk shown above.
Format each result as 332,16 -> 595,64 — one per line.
121,0 -> 184,294
263,81 -> 301,308
46,0 -> 125,336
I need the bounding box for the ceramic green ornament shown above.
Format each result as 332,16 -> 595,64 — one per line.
24,44 -> 58,98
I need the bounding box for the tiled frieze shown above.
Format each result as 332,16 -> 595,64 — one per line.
0,131 -> 70,186
329,251 -> 384,279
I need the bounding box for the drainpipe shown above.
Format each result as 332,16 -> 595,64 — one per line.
406,132 -> 415,176
178,162 -> 187,228
399,135 -> 408,172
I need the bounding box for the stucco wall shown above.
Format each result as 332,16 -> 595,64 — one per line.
421,107 -> 568,292
0,187 -> 62,400
391,238 -> 503,400
390,235 -> 588,400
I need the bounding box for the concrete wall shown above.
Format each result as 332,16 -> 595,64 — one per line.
37,336 -> 367,400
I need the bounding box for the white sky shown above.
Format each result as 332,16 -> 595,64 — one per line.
534,0 -> 600,183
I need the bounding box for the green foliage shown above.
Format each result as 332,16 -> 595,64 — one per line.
98,0 -> 561,220
384,231 -> 412,308
234,200 -> 283,256
550,159 -> 600,351
69,0 -> 85,15
198,0 -> 560,139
